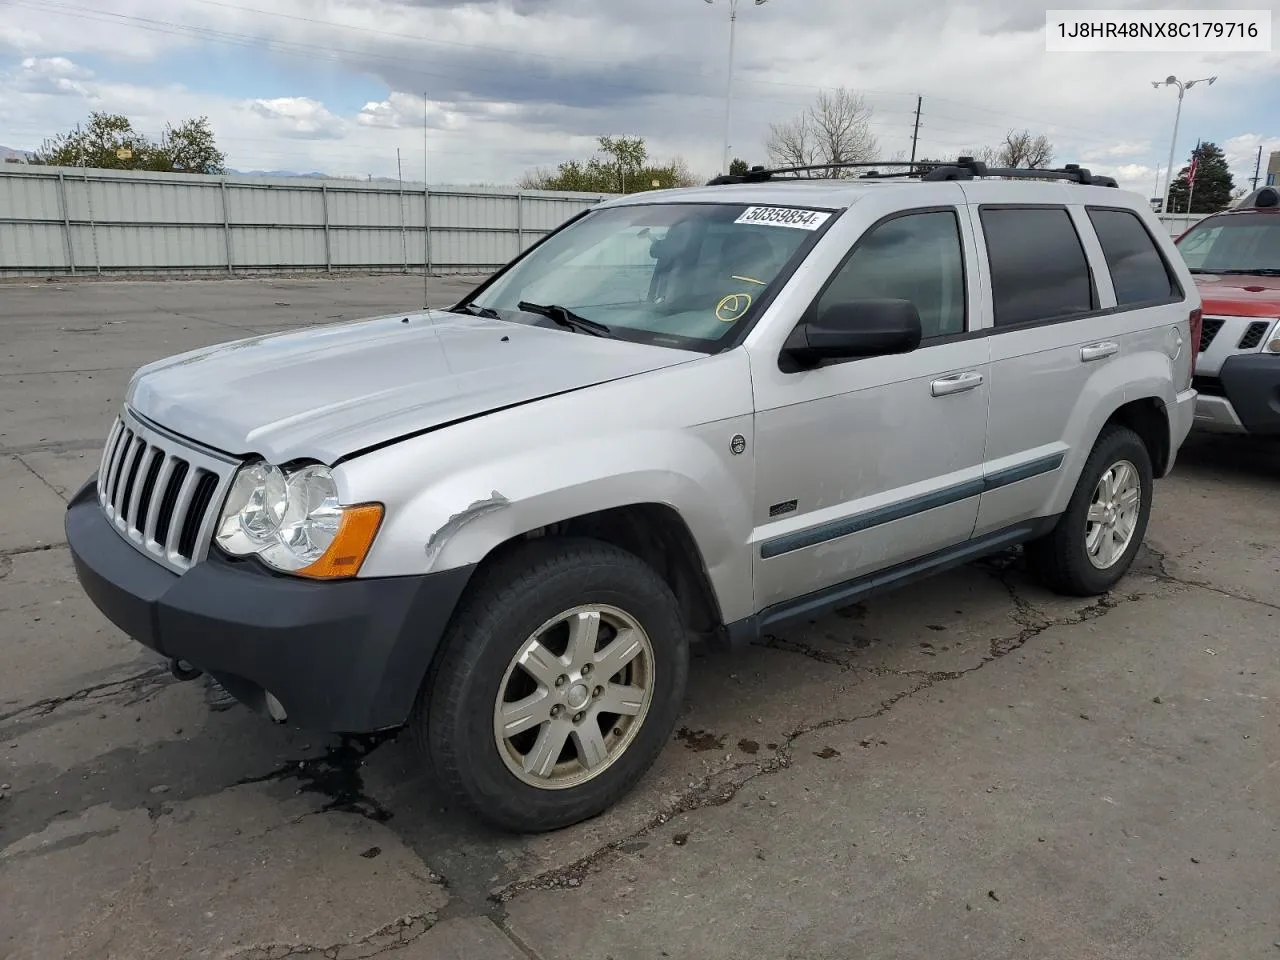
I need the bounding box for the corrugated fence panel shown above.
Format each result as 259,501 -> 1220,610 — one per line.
433,192 -> 514,230
226,184 -> 325,227
231,225 -> 325,268
0,222 -> 65,268
94,225 -> 226,269
79,177 -> 222,225
0,165 -> 612,276
328,188 -> 405,228
330,227 -> 404,267
428,229 -> 522,269
523,196 -> 598,232
0,173 -> 61,221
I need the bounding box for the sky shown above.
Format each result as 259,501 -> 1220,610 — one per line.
0,0 -> 1277,197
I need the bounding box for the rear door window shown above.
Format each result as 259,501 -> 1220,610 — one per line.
979,207 -> 1097,327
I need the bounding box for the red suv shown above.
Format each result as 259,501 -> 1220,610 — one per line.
1174,185 -> 1280,437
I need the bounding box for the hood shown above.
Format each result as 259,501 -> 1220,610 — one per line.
1192,273 -> 1280,318
125,309 -> 700,464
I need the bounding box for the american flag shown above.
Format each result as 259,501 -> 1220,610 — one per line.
1187,141 -> 1200,183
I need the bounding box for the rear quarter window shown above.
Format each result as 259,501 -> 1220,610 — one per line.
1086,207 -> 1181,305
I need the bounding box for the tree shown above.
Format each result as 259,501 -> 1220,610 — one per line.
1166,141 -> 1234,214
31,111 -> 226,174
728,157 -> 749,177
964,129 -> 1055,169
518,136 -> 701,194
597,134 -> 647,192
154,117 -> 226,174
765,88 -> 879,176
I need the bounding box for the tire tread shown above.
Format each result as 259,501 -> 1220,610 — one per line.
1026,423 -> 1153,597
412,536 -> 687,832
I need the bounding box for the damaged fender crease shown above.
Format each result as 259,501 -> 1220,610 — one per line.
423,491 -> 511,569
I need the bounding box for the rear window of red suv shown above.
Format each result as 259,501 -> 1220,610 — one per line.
1176,212 -> 1280,275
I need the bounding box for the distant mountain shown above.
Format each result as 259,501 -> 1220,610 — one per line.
226,168 -> 333,179
226,169 -> 410,184
1,145 -> 33,163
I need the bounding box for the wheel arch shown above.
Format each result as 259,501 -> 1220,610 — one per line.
1106,395 -> 1172,477
464,502 -> 726,641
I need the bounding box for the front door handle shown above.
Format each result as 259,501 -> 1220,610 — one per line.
1080,341 -> 1119,363
931,371 -> 984,397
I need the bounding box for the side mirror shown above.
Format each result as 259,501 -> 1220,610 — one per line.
782,298 -> 923,367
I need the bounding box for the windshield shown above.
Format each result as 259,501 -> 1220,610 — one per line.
465,201 -> 835,350
1176,212 -> 1280,275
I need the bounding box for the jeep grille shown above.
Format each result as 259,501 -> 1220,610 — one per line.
96,409 -> 239,574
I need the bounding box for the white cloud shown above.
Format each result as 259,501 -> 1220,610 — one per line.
13,55 -> 94,96
1220,134 -> 1280,189
0,0 -> 1275,192
248,97 -> 348,139
1081,142 -> 1152,162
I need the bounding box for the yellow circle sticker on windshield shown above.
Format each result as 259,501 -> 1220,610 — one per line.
716,293 -> 752,322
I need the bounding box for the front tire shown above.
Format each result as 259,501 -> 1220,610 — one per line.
413,537 -> 690,833
1025,424 -> 1153,597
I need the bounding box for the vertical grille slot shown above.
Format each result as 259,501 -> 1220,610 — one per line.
1238,321 -> 1270,350
106,429 -> 135,511
97,419 -> 123,490
118,439 -> 148,527
1198,318 -> 1224,353
153,460 -> 188,549
178,471 -> 220,560
134,450 -> 165,534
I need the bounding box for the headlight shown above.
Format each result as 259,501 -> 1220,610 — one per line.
215,462 -> 383,579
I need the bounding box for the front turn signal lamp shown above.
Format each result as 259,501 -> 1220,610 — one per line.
215,461 -> 383,579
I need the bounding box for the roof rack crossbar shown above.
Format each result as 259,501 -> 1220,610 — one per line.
706,160 -> 946,185
706,156 -> 1118,188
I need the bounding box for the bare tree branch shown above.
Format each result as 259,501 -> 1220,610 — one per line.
765,88 -> 879,175
999,129 -> 1054,168
765,114 -> 818,170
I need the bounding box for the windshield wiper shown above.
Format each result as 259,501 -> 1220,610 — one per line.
517,301 -> 612,337
450,303 -> 502,319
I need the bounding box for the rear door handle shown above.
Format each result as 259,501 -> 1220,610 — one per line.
1080,341 -> 1119,363
931,371 -> 984,397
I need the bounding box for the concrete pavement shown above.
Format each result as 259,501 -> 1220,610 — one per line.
1,276 -> 1277,959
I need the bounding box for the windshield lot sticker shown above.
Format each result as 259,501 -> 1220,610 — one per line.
734,206 -> 831,230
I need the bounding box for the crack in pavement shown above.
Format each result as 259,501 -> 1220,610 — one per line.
488,567 -> 1147,905
0,665 -> 173,725
0,439 -> 104,457
0,542 -> 66,558
15,453 -> 67,503
1141,542 -> 1280,613
227,913 -> 438,960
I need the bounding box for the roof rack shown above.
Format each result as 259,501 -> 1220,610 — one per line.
706,156 -> 1119,188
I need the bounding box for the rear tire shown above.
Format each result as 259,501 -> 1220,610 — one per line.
411,537 -> 689,833
1025,424 -> 1153,597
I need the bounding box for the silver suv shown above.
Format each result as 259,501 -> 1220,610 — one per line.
66,158 -> 1200,833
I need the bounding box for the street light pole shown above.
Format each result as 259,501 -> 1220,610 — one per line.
1152,74 -> 1216,214
706,0 -> 768,175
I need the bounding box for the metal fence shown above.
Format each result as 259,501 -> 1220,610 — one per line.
0,165 -> 615,277
0,164 -> 1209,277
1154,213 -> 1206,237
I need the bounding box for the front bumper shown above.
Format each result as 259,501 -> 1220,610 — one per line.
64,478 -> 474,733
1193,355 -> 1280,436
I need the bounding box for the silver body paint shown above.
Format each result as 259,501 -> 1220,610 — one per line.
109,177 -> 1198,628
